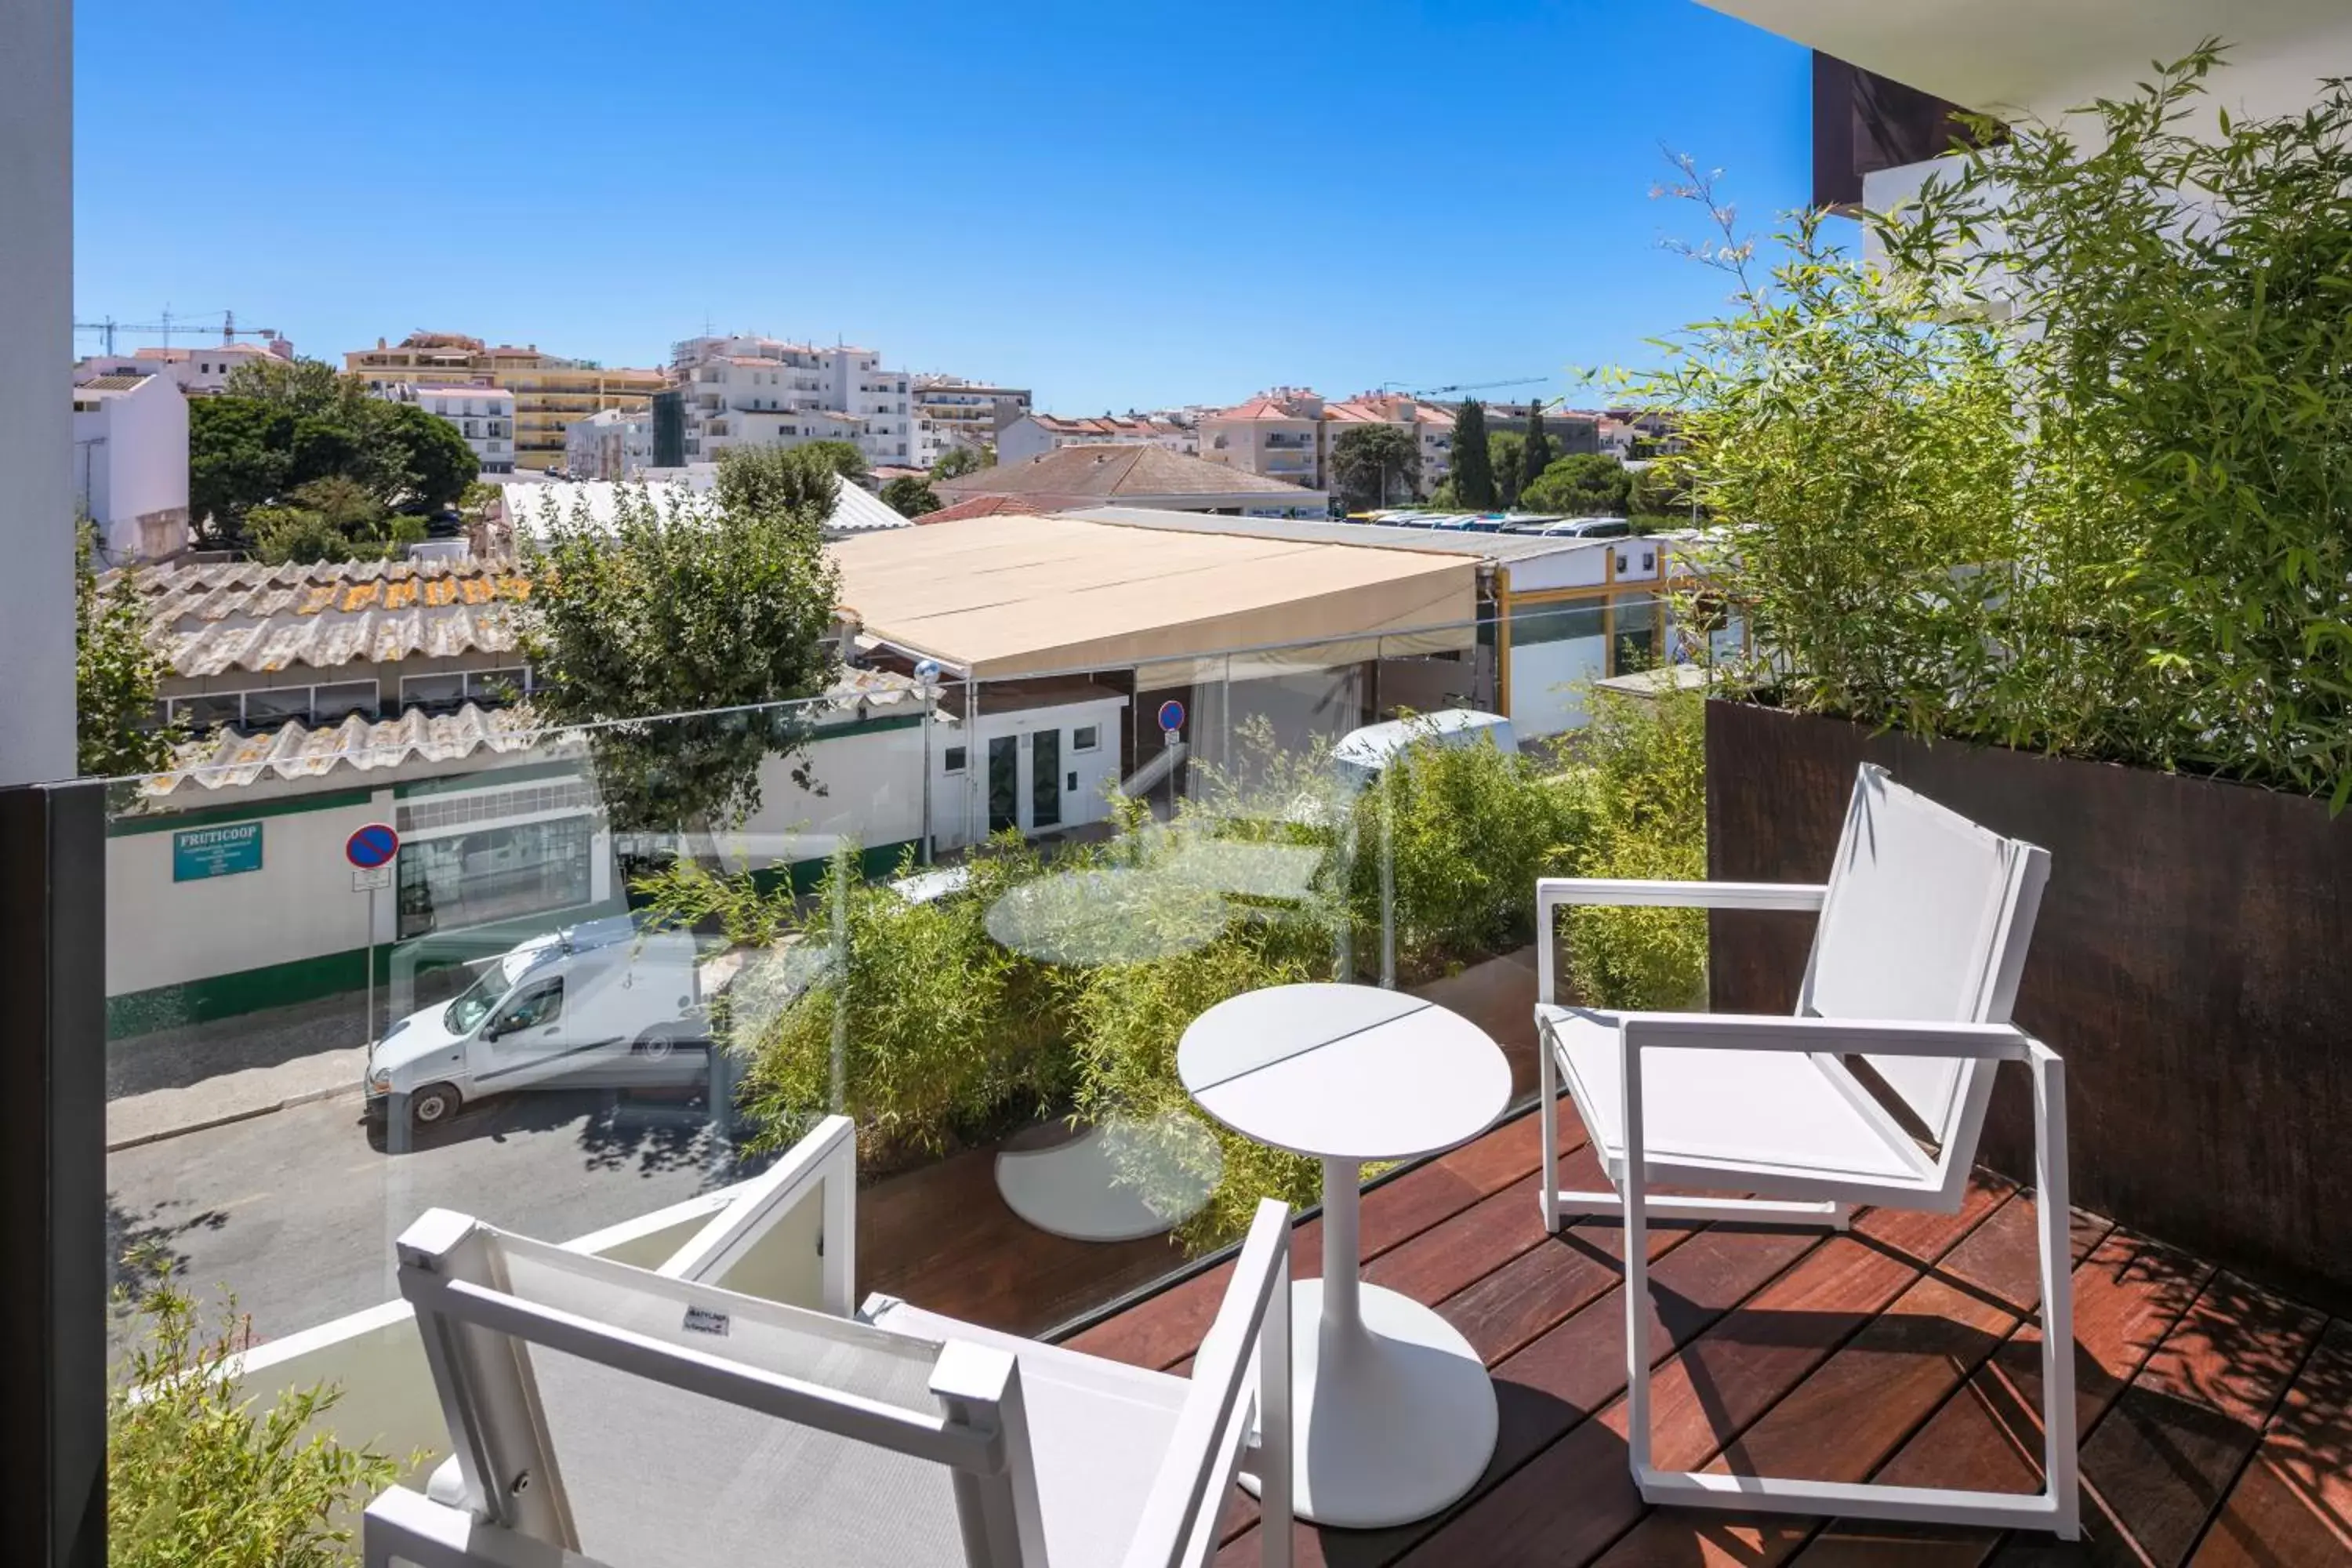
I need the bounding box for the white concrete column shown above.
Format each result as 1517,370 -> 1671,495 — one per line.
0,0 -> 76,786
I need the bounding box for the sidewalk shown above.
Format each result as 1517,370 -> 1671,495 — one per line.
107,988 -> 379,1152
107,1045 -> 368,1151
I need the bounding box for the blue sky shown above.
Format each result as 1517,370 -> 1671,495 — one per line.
73,2 -> 1811,413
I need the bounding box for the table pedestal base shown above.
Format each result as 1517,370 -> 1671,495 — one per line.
1244,1277 -> 1498,1529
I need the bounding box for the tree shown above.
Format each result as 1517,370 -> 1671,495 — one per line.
521,445 -> 844,833
1519,403 -> 1554,497
187,355 -> 479,548
1449,400 -> 1495,510
1520,452 -> 1634,517
1328,424 -> 1421,511
76,523 -> 180,778
714,441 -> 842,521
795,439 -> 870,489
374,401 -> 479,512
881,475 -> 943,517
930,445 -> 993,481
187,398 -> 295,540
247,477 -> 426,564
1489,431 -> 1526,507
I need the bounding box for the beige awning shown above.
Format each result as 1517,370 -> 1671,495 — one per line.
830,513 -> 1477,679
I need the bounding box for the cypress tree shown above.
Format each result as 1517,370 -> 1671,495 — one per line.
1450,400 -> 1494,510
1519,402 -> 1554,497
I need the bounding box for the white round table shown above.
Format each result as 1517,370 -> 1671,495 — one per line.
1178,982 -> 1512,1529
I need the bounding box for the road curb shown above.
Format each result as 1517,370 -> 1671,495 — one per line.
107,1081 -> 363,1154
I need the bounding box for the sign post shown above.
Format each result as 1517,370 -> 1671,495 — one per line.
1156,699 -> 1186,822
346,823 -> 401,1044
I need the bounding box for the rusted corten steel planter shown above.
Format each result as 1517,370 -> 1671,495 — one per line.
1704,699 -> 2352,1309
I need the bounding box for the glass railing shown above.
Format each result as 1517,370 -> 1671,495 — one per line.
96,598 -> 1711,1505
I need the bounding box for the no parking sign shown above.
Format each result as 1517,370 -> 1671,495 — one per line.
1157,698 -> 1185,738
346,822 -> 400,870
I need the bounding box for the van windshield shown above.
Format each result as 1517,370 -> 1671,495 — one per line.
443,966 -> 512,1036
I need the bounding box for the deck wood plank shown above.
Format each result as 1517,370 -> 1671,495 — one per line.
2182,1317 -> 2352,1567
1063,1110 -> 1552,1370
1789,1218 -> 2209,1568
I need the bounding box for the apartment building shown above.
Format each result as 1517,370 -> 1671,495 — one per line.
346,333 -> 666,473
561,406 -> 653,479
996,412 -> 1195,466
910,375 -> 1031,467
71,371 -> 189,561
1323,393 -> 1455,495
667,334 -> 915,469
1196,389 -> 1324,488
1198,388 -> 1451,496
379,383 -> 517,474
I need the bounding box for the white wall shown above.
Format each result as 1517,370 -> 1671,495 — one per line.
724,720 -> 931,869
75,376 -> 190,561
105,791 -> 395,996
0,0 -> 74,785
932,695 -> 1130,851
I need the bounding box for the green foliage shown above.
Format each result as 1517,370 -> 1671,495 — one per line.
1518,404 -> 1554,495
1450,400 -> 1496,509
880,475 -> 943,517
1521,452 -> 1634,517
247,477 -> 424,565
189,356 -> 478,549
108,1280 -> 401,1568
930,445 -> 993,481
1488,430 -> 1526,507
795,439 -> 871,488
645,840 -> 1075,1166
1065,922 -> 1331,1250
1329,424 -> 1422,510
1561,687 -> 1709,1009
520,447 -> 841,831
1348,731 -> 1588,979
1645,46 -> 2352,803
373,401 -> 479,513
76,524 -> 180,779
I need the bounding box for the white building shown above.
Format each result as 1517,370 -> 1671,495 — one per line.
996,412 -> 1195,467
377,383 -> 517,474
75,336 -> 295,397
668,335 -> 916,470
910,375 -> 1031,467
71,372 -> 189,561
562,406 -> 653,480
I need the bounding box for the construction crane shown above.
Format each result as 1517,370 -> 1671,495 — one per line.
1378,375 -> 1549,400
74,309 -> 282,357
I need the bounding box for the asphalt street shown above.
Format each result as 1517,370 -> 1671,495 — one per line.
107,1080 -> 762,1346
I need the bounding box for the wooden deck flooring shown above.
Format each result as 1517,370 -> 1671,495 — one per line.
1054,1106 -> 2352,1568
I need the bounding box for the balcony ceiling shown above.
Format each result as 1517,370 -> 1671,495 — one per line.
1700,0 -> 2352,122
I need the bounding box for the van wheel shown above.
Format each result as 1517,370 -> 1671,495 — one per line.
633,1028 -> 677,1062
409,1083 -> 461,1126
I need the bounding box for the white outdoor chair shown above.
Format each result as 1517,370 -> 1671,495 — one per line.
1534,762 -> 2078,1537
361,1191 -> 1293,1568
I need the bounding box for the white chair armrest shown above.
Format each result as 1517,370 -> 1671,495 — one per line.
1536,877 -> 1829,913
1535,879 -> 1826,1005
1123,1197 -> 1292,1568
1617,1012 -> 2035,1062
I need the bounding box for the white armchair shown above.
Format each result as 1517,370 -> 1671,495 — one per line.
1534,762 -> 2077,1537
361,1117 -> 1292,1568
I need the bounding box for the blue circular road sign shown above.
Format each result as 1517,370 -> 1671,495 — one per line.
346,822 -> 401,870
1157,699 -> 1186,735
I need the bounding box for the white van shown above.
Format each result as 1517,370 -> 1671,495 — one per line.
1329,710 -> 1517,792
362,914 -> 772,1127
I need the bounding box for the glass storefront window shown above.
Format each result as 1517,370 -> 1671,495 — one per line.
397,815 -> 597,940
